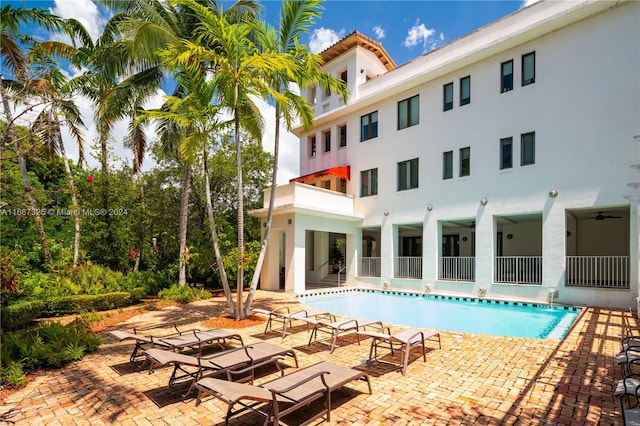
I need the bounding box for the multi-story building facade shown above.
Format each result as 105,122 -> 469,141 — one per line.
250,0 -> 640,309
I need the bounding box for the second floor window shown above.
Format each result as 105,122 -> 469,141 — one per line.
323,130 -> 331,152
398,158 -> 419,191
309,135 -> 316,157
460,76 -> 470,106
338,124 -> 347,148
521,132 -> 535,165
500,137 -> 513,169
443,151 -> 453,180
398,94 -> 419,130
360,168 -> 378,197
360,111 -> 378,141
460,147 -> 470,177
443,82 -> 453,111
501,60 -> 513,93
522,52 -> 535,86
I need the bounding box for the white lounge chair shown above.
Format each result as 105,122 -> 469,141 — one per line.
357,329 -> 441,376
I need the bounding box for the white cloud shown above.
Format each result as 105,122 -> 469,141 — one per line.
308,27 -> 345,54
403,19 -> 440,53
51,0 -> 106,41
372,25 -> 385,40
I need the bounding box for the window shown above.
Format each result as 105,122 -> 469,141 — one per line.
323,130 -> 331,152
308,135 -> 316,157
360,168 -> 378,197
398,158 -> 419,191
501,60 -> 513,93
340,69 -> 348,84
323,85 -> 331,99
443,82 -> 453,111
521,132 -> 535,165
322,180 -> 331,190
398,94 -> 419,129
307,86 -> 317,104
500,137 -> 513,169
443,151 -> 453,179
360,111 -> 378,141
459,147 -> 470,177
338,124 -> 347,148
460,76 -> 470,106
522,52 -> 535,86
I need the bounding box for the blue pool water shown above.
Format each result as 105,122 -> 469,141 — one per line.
299,290 -> 580,339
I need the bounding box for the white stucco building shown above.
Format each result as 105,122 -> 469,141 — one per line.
251,0 -> 640,309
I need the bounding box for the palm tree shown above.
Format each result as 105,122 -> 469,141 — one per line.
1,5 -> 83,266
98,0 -> 260,284
242,0 -> 348,316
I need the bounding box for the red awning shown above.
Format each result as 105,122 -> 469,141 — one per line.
290,165 -> 350,183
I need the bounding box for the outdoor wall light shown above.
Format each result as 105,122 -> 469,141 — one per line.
287,219 -> 292,224
549,189 -> 559,197
384,211 -> 389,216
634,134 -> 640,141
427,204 -> 433,211
628,183 -> 640,190
507,234 -> 513,240
480,198 -> 488,205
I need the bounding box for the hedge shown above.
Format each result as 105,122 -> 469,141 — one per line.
0,299 -> 45,331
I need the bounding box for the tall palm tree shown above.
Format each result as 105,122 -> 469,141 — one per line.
242,0 -> 348,316
1,5 -> 84,266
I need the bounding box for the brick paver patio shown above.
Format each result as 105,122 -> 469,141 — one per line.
0,290 -> 634,425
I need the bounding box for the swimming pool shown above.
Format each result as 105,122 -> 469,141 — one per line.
298,289 -> 580,339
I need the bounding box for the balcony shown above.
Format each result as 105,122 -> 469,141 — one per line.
438,257 -> 476,282
494,256 -> 542,284
258,182 -> 357,217
565,256 -> 630,289
358,257 -> 381,277
394,257 -> 422,279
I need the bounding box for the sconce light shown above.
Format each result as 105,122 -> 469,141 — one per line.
427,204 -> 433,211
360,68 -> 365,74
480,198 -> 488,206
462,236 -> 468,242
549,189 -> 559,197
384,211 -> 389,216
506,234 -> 513,240
287,219 -> 292,224
263,222 -> 267,227
566,231 -> 571,237
634,134 -> 640,141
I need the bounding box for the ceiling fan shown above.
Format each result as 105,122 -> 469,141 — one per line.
582,211 -> 622,221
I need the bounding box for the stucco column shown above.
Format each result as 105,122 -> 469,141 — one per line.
474,203 -> 492,291
542,198 -> 565,300
380,213 -> 393,286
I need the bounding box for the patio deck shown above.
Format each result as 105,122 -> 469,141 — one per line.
0,290 -> 633,425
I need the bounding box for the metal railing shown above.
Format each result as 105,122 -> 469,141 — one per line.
394,256 -> 422,279
358,257 -> 381,277
494,256 -> 542,284
565,256 -> 630,288
438,256 -> 475,282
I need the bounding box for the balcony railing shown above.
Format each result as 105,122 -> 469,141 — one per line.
438,257 -> 476,282
565,256 -> 630,288
358,257 -> 381,277
394,257 -> 422,279
495,256 -> 542,284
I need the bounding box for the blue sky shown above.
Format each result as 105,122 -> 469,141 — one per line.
8,0 -> 534,180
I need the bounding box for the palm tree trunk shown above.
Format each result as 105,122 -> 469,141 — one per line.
133,168 -> 145,272
203,148 -> 236,317
243,105 -> 281,316
178,160 -> 192,286
0,79 -> 53,266
234,85 -> 244,320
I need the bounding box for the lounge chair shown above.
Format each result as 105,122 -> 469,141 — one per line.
145,342 -> 299,391
615,374 -> 640,426
303,317 -> 384,353
194,361 -> 372,425
253,307 -> 334,338
109,324 -> 204,362
357,329 -> 441,376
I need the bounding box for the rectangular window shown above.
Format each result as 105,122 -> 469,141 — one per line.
338,124 -> 347,148
340,69 -> 348,83
521,132 -> 535,165
323,130 -> 331,152
398,158 -> 419,191
501,60 -> 513,93
460,76 -> 470,106
522,52 -> 535,86
308,135 -> 316,157
443,82 -> 453,111
443,151 -> 453,180
360,111 -> 378,141
459,147 -> 470,177
360,168 -> 378,197
307,86 -> 317,104
323,85 -> 331,99
500,137 -> 513,169
398,94 -> 419,130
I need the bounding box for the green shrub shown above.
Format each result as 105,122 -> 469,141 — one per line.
0,320 -> 102,385
42,292 -> 136,316
0,299 -> 45,330
120,270 -> 172,296
158,284 -> 211,303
